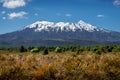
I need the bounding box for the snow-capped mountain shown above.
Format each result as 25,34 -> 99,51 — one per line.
23,20 -> 110,32
0,20 -> 120,46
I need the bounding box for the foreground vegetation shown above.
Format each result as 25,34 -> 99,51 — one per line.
0,45 -> 120,80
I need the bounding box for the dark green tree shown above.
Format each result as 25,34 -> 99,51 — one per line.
19,45 -> 27,52
43,48 -> 49,55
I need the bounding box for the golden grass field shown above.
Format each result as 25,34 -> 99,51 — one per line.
0,51 -> 120,80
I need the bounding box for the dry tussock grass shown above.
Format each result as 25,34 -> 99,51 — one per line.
0,51 -> 120,80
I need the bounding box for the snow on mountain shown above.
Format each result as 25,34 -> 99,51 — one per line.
23,20 -> 110,32
1,20 -> 120,47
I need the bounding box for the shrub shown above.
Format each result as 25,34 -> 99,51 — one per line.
31,47 -> 39,53
55,47 -> 62,53
19,45 -> 27,52
43,49 -> 49,55
112,46 -> 120,52
91,47 -> 98,52
96,50 -> 102,55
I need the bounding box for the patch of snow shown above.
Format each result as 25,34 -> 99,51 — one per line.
23,20 -> 110,33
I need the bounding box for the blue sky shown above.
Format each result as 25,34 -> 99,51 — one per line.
0,0 -> 120,34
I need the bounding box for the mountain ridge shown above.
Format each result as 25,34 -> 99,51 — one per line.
0,20 -> 120,47
22,20 -> 110,33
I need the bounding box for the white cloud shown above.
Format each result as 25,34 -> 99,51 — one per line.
65,14 -> 72,17
97,14 -> 104,18
113,0 -> 120,6
8,11 -> 27,19
0,0 -> 26,9
2,17 -> 6,20
34,13 -> 38,16
1,11 -> 6,14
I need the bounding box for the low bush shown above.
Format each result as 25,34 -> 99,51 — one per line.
43,48 -> 49,55
30,47 -> 39,53
19,45 -> 27,52
55,47 -> 62,53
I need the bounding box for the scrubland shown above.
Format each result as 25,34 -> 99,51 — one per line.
0,50 -> 120,80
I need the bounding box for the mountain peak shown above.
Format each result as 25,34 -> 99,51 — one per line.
78,20 -> 86,24
23,20 -> 110,32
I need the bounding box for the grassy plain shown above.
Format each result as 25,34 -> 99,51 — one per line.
0,50 -> 120,80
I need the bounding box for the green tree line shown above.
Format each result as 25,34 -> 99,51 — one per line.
0,45 -> 120,54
